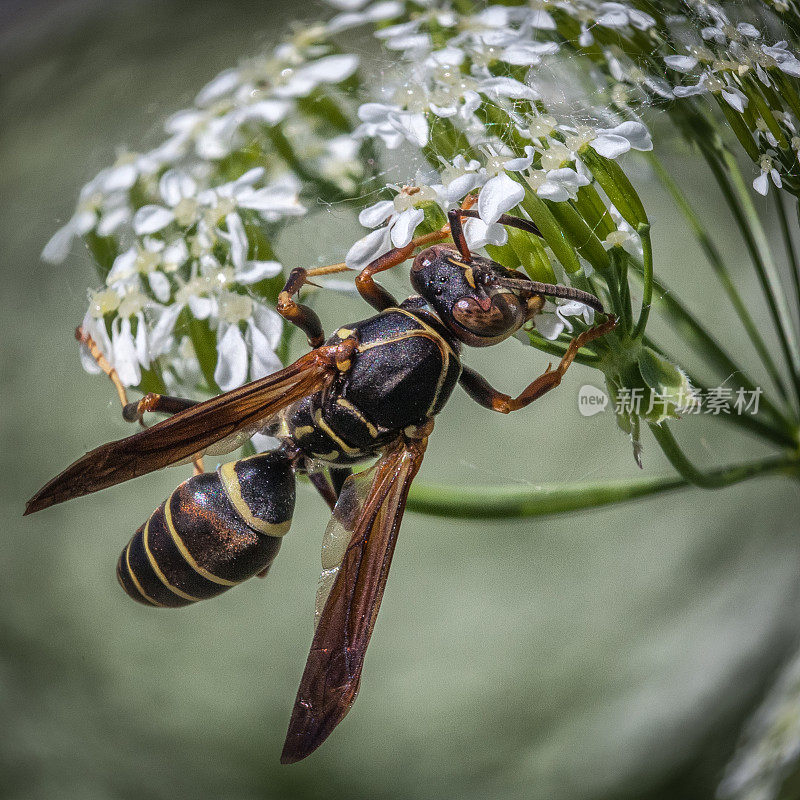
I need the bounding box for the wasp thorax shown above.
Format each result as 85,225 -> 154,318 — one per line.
411,245 -> 529,347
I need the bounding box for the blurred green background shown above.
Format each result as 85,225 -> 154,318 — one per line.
2,2 -> 800,798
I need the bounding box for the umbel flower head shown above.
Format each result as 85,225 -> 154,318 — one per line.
44,0 -> 800,483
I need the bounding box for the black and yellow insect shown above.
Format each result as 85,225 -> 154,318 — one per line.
26,202 -> 616,763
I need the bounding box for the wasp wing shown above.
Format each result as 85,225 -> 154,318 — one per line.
280,430 -> 430,764
25,348 -> 340,515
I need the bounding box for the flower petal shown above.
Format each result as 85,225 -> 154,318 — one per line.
358,200 -> 395,228
148,270 -> 171,303
478,173 -> 525,225
112,317 -> 141,387
215,324 -> 248,391
345,227 -> 391,269
390,207 -> 424,248
133,205 -> 175,235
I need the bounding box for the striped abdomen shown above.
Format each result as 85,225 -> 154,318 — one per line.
117,451 -> 295,608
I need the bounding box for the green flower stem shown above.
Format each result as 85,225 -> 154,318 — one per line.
183,310 -> 220,394
579,147 -> 649,229
575,183 -> 616,239
742,79 -> 788,148
629,266 -> 795,434
649,422 -> 798,490
642,335 -> 796,448
648,152 -> 785,396
407,447 -> 797,517
775,72 -> 800,126
519,189 -> 582,273
715,147 -> 800,404
617,250 -> 633,332
714,95 -> 761,162
632,222 -> 653,339
778,194 -> 800,404
407,474 -> 687,518
544,199 -> 610,270
523,330 -> 600,366
595,249 -> 628,329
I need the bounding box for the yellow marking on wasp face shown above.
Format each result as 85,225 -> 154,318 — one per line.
143,518 -> 201,602
125,543 -> 163,606
162,501 -> 236,587
293,425 -> 315,438
337,359 -> 351,372
463,266 -> 476,288
218,462 -> 291,539
336,327 -> 354,339
313,409 -> 361,455
336,398 -> 379,438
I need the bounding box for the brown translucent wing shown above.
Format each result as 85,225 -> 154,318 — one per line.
25,348 -> 339,515
280,431 -> 430,764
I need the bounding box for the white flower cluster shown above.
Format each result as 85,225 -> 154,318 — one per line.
45,28 -> 364,394
663,0 -> 800,194
322,0 -> 656,336
53,0 -> 800,404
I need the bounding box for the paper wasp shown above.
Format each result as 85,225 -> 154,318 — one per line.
25,197 -> 616,763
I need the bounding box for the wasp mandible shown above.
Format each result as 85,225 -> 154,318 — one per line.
26,198 -> 617,763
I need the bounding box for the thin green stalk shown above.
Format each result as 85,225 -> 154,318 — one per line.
628,267 -> 794,433
718,148 -> 800,402
648,152 -> 784,391
408,475 -> 687,518
632,223 -> 652,339
777,194 -> 800,406
649,422 -> 797,489
524,331 -> 600,366
642,335 -> 797,449
407,450 -> 797,518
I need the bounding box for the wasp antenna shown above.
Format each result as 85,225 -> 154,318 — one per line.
523,282 -> 606,314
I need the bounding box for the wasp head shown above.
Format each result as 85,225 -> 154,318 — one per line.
410,245 -> 543,347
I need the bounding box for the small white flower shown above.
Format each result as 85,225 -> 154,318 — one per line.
214,295 -> 283,391
535,300 -> 595,340
721,85 -> 748,113
220,213 -> 283,284
326,1 -> 403,34
590,121 -> 653,158
664,55 -> 699,73
346,185 -> 438,269
753,155 -> 783,195
762,42 -> 800,77
273,54 -> 359,98
524,167 -> 589,203
477,75 -> 540,102
77,310 -> 113,376
355,102 -> 430,149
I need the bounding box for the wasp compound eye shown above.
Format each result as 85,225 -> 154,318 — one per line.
451,292 -> 526,345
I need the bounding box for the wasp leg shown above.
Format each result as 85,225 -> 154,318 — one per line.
460,317 -> 617,413
307,469 -> 338,512
122,393 -> 198,423
76,326 -> 207,475
277,267 -> 330,349
355,227 -> 456,311
329,466 -> 352,498
447,207 -> 542,263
